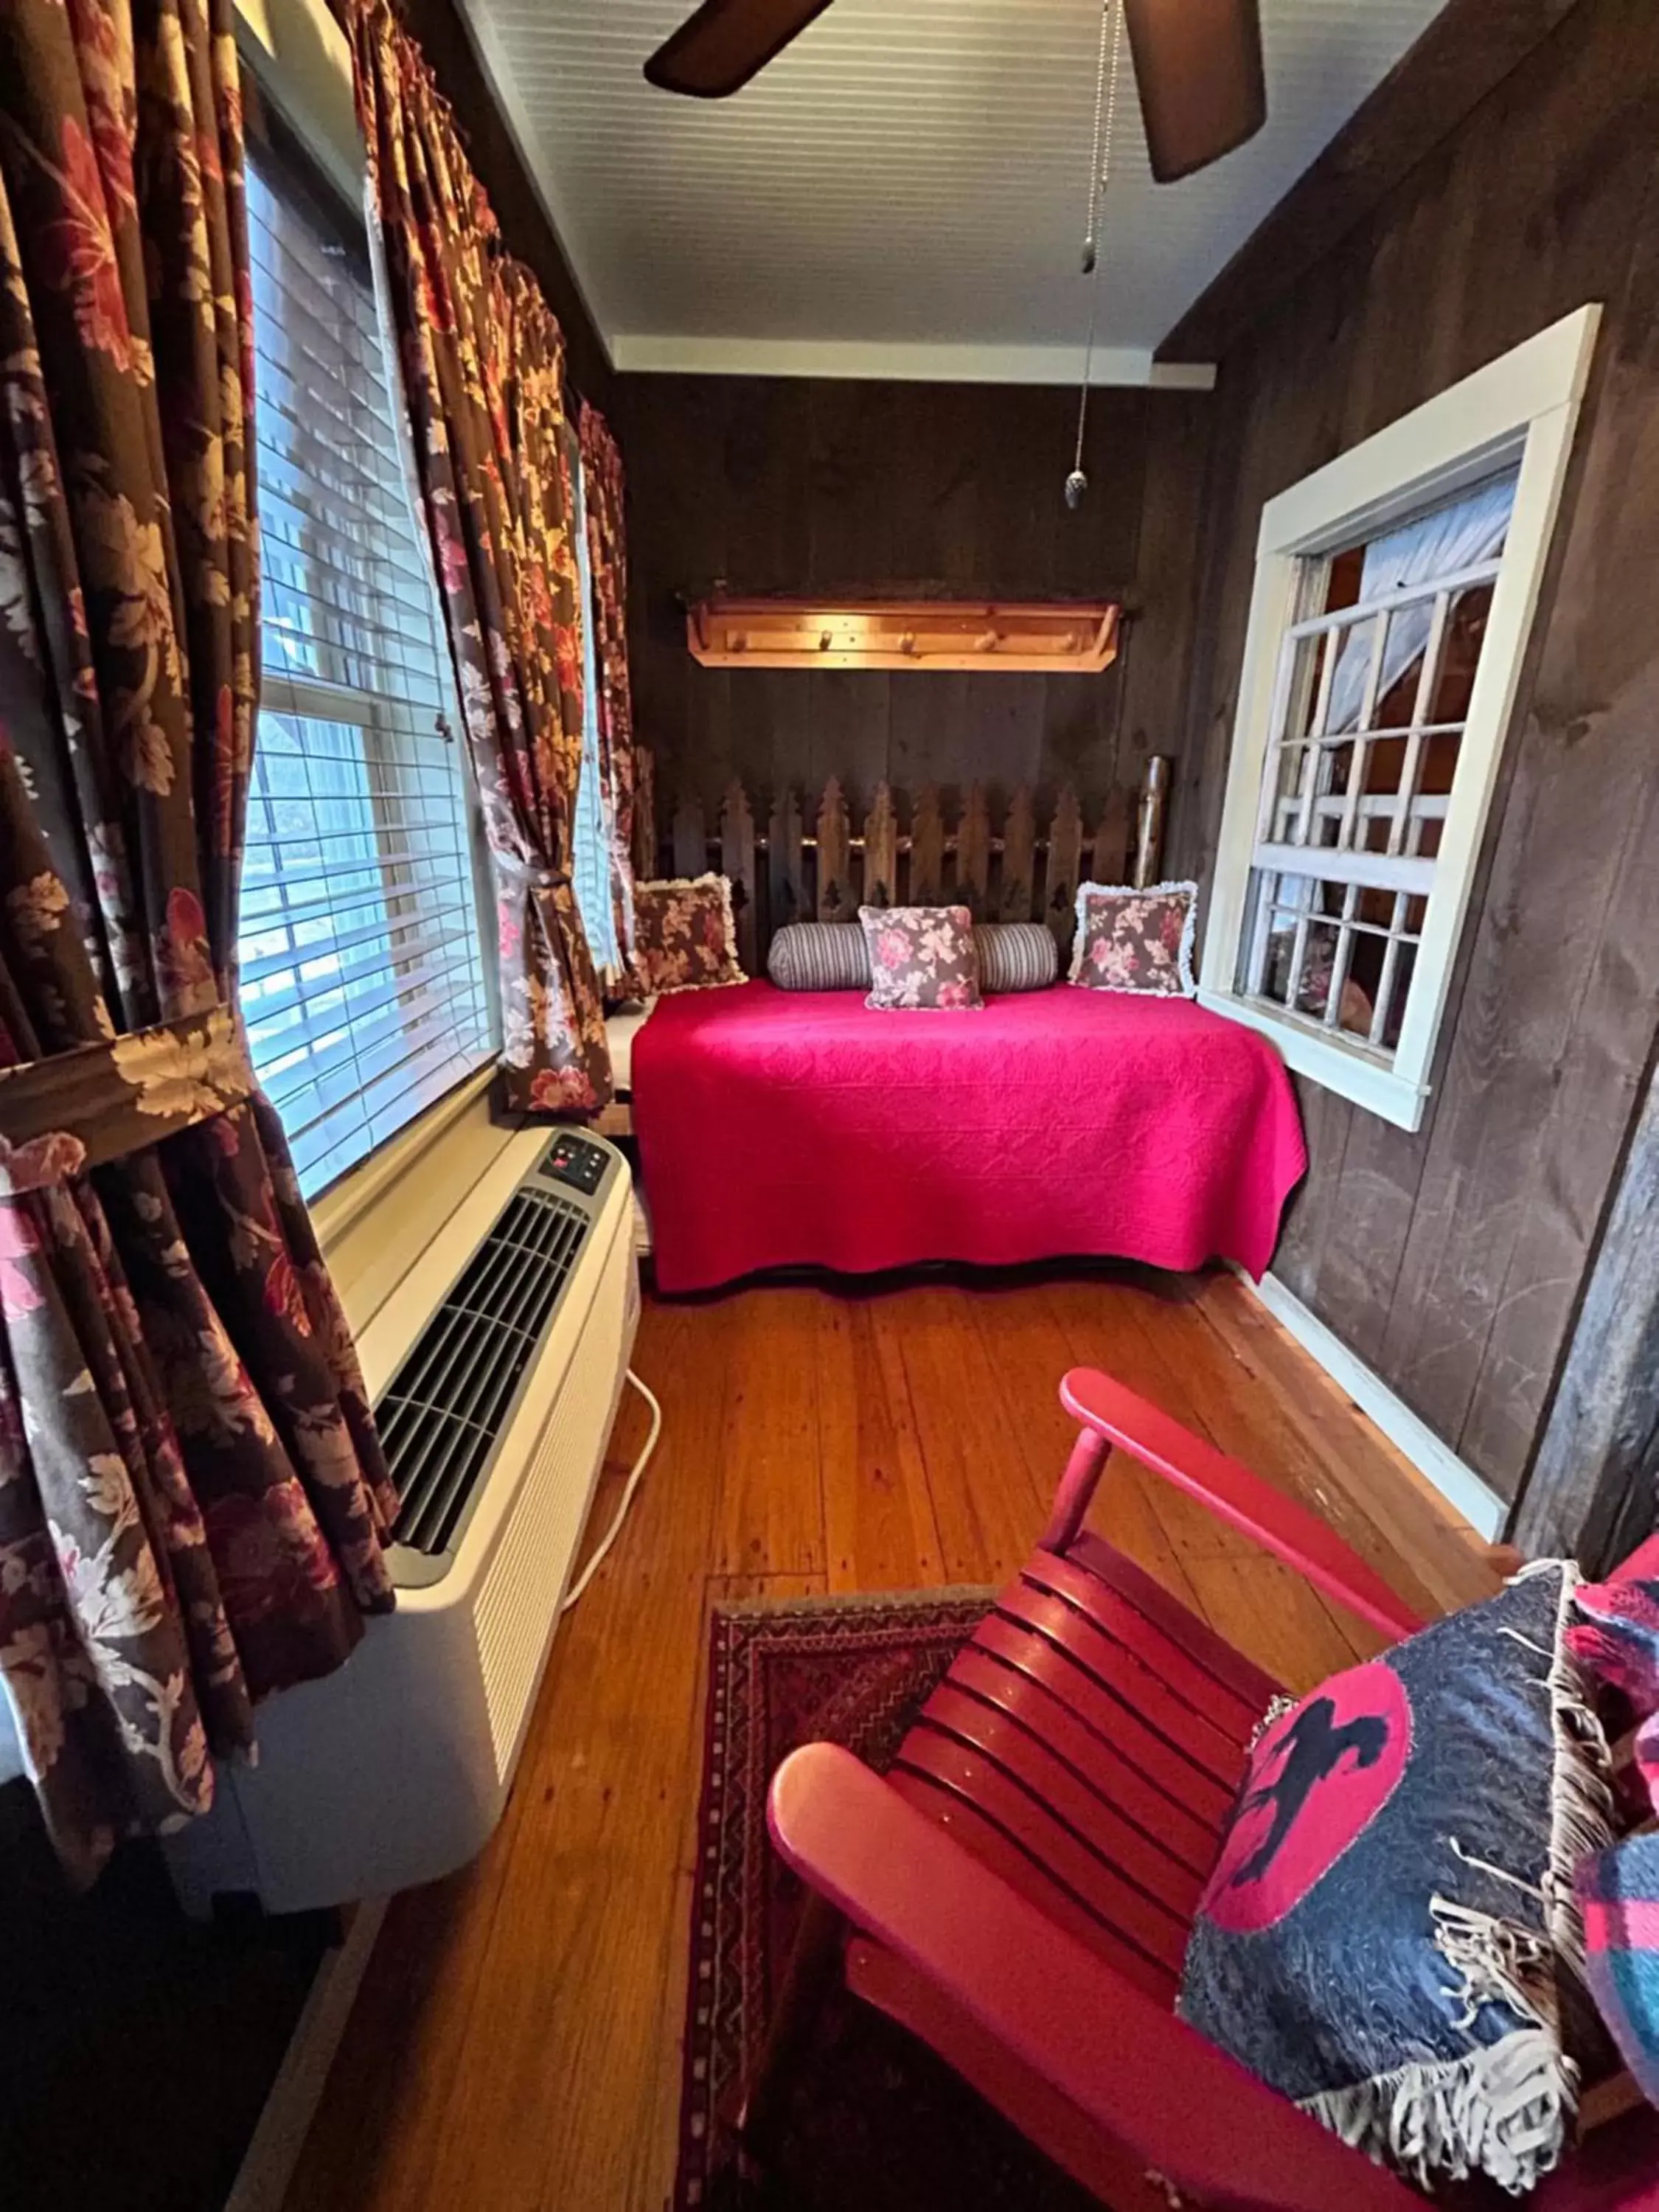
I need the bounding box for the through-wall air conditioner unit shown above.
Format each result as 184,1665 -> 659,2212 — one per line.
166,1130 -> 639,1914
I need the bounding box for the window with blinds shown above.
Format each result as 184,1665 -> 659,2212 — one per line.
243,150 -> 495,1196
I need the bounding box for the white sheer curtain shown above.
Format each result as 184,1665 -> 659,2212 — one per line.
1326,470 -> 1517,734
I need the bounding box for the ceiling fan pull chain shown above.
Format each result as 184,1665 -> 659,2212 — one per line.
1080,0 -> 1110,274
1068,0 -> 1124,509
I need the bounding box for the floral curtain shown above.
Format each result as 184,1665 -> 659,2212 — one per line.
347,0 -> 612,1115
0,0 -> 397,1882
576,400 -> 639,993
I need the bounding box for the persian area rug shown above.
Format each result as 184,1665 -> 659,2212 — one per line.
673,1588 -> 1099,2211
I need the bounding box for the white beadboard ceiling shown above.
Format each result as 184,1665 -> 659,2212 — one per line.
459,0 -> 1447,383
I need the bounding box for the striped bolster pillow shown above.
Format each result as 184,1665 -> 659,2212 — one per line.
767,921 -> 872,991
768,918 -> 1060,992
975,922 -> 1058,993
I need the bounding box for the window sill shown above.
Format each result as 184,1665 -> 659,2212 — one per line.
1197,990 -> 1430,1132
309,1062 -> 498,1256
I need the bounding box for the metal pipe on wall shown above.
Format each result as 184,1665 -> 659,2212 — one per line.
1131,755 -> 1172,887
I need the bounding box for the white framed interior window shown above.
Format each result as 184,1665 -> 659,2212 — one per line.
241,145 -> 499,1195
1199,305 -> 1601,1130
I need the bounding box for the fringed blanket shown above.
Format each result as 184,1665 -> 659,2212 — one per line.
1179,1562 -> 1618,2197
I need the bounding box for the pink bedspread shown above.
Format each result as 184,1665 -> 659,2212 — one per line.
633,981 -> 1305,1294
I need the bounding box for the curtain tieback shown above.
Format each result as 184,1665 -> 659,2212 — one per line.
0,1002 -> 257,1197
493,851 -> 571,893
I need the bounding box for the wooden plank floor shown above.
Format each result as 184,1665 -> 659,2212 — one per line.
285,1267 -> 1496,2212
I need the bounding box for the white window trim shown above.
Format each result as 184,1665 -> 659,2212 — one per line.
1199,304 -> 1601,1130
234,0 -> 361,202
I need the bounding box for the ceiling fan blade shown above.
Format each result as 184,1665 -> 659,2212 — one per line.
1121,0 -> 1266,184
644,0 -> 838,98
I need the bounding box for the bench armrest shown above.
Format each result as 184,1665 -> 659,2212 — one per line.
768,1743 -> 1419,2212
1051,1368 -> 1425,1641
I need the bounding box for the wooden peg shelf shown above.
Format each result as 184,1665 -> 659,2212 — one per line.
685,597 -> 1120,673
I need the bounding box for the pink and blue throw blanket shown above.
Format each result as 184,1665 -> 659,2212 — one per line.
1577,1834 -> 1659,2106
1568,1537 -> 1659,2102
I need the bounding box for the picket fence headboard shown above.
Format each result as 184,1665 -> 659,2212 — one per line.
630,748 -> 1169,975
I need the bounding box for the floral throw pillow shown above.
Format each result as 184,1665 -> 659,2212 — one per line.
631,874 -> 745,994
1068,880 -> 1197,998
858,905 -> 982,1011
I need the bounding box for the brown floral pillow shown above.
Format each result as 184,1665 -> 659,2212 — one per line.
859,904 -> 983,1011
1068,880 -> 1197,997
632,874 -> 745,994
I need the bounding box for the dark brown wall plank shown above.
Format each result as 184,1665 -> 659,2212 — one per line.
911,785 -> 945,905
616,375 -> 1208,824
767,787 -> 804,939
1157,0 -> 1588,365
1001,787 -> 1036,921
1170,0 -> 1659,1511
671,796 -> 705,882
1512,1055 -> 1659,1565
1044,787 -> 1083,956
720,782 -> 757,975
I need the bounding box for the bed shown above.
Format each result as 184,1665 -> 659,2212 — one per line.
630,981 -> 1306,1295
605,1001 -> 654,1096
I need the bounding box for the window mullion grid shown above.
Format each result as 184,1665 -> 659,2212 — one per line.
1334,616 -> 1388,852
1253,627 -> 1304,850
1280,555 -> 1503,643
1368,893 -> 1413,1049
1282,880 -> 1317,1016
1324,882 -> 1362,1031
1292,630 -> 1340,846
1388,588 -> 1453,860
265,677 -> 448,748
1244,869 -> 1277,999
1251,841 -> 1435,898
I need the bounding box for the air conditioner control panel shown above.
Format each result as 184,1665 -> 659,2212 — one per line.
539,1133 -> 609,1197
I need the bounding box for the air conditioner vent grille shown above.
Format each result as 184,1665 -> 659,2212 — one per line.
383,1186 -> 591,1558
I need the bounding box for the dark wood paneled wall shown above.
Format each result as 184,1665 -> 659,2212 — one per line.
614,375 -> 1212,824
1168,0 -> 1659,1510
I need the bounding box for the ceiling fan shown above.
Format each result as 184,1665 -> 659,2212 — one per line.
643,0 -> 1267,184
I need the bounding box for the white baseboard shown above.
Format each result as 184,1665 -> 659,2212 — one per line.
1248,1271 -> 1507,1543
225,1896 -> 386,2212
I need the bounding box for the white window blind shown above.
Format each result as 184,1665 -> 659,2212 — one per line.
242,151 -> 495,1196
